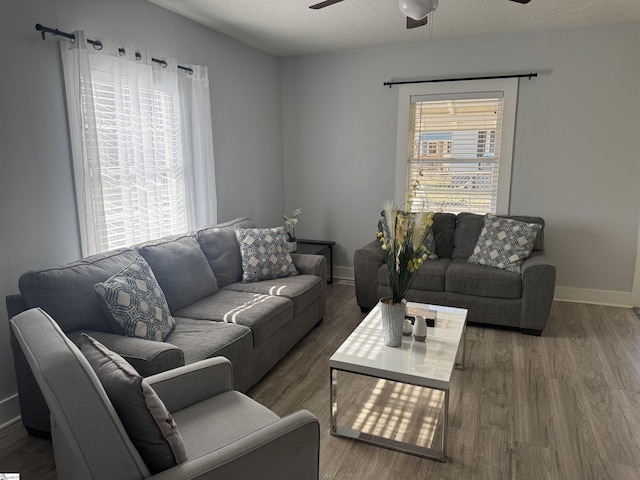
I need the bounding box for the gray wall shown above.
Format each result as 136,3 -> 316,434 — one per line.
0,0 -> 283,425
282,23 -> 640,301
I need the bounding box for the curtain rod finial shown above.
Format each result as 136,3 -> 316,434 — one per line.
35,23 -> 46,40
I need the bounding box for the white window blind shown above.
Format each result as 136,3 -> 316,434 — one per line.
407,93 -> 504,214
87,78 -> 188,250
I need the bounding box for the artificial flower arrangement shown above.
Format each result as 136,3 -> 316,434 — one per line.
284,208 -> 302,242
377,182 -> 434,305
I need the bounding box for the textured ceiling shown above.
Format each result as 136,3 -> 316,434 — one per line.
148,0 -> 640,56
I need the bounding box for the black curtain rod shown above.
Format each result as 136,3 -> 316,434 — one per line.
383,72 -> 537,87
35,23 -> 193,75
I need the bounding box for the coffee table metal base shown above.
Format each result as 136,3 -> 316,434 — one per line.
330,368 -> 449,462
329,304 -> 467,462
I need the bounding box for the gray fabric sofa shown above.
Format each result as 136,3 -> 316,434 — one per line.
354,212 -> 555,335
6,217 -> 326,436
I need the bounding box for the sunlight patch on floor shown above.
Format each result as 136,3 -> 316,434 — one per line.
338,373 -> 444,448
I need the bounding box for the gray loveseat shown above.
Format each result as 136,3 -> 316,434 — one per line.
7,217 -> 326,436
354,212 -> 555,335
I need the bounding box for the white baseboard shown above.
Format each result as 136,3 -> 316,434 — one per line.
0,393 -> 20,431
333,266 -> 354,282
554,287 -> 632,308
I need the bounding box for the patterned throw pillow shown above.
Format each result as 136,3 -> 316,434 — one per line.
467,214 -> 542,273
81,334 -> 187,474
235,227 -> 299,283
95,256 -> 175,341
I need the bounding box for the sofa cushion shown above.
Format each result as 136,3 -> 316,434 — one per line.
197,218 -> 256,288
467,214 -> 542,273
223,275 -> 321,315
81,334 -> 188,474
446,259 -> 522,299
432,213 -> 457,259
18,248 -> 140,333
235,227 -> 299,283
452,213 -> 486,260
172,390 -> 280,458
137,235 -> 218,313
94,256 -> 175,341
165,317 -> 253,366
173,290 -> 293,346
379,258 -> 451,293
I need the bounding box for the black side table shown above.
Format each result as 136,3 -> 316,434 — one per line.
295,239 -> 336,284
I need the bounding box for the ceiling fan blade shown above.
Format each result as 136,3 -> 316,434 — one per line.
406,16 -> 429,29
310,0 -> 345,9
508,0 -> 532,3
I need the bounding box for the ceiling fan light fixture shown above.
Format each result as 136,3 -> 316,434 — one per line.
398,0 -> 439,21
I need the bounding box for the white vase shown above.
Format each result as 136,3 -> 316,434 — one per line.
286,241 -> 297,252
413,315 -> 427,342
379,296 -> 406,347
402,319 -> 413,336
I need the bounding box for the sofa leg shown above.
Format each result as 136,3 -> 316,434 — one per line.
25,425 -> 52,439
520,328 -> 542,337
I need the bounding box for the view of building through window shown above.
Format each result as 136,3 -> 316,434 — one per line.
407,96 -> 503,214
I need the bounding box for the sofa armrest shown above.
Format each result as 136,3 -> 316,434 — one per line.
67,330 -> 185,376
520,251 -> 556,334
150,409 -> 320,480
147,357 -> 234,412
291,253 -> 327,319
354,240 -> 386,311
291,253 -> 327,283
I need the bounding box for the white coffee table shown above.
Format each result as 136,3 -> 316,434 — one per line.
329,302 -> 467,462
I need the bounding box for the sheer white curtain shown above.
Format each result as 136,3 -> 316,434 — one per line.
61,31 -> 216,256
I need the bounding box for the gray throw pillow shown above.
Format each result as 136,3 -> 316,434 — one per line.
94,256 -> 175,341
235,227 -> 299,283
467,214 -> 542,273
81,334 -> 188,474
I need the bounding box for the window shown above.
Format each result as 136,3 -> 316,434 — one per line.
61,34 -> 216,256
394,79 -> 518,214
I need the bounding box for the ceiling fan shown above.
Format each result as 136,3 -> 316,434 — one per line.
310,0 -> 532,30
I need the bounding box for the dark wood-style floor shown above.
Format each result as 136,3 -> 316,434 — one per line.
1,283 -> 640,479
